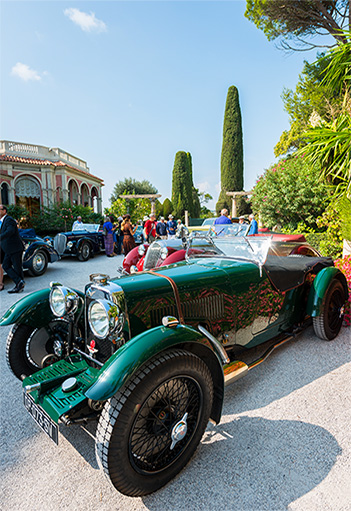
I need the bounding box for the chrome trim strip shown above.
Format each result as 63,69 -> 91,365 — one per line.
197,325 -> 230,364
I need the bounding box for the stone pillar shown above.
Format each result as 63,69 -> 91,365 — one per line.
184,210 -> 189,227
150,199 -> 156,216
231,197 -> 237,218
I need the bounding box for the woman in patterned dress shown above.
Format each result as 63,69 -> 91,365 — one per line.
121,215 -> 137,255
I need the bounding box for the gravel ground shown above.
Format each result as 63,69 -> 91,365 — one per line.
1,254 -> 350,511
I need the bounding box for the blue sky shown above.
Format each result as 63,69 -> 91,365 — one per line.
1,1 -> 324,210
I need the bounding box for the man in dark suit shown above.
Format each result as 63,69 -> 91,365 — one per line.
0,205 -> 25,293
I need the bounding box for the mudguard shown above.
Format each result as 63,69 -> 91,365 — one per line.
85,323 -> 225,424
23,242 -> 59,264
306,266 -> 348,317
0,288 -> 84,328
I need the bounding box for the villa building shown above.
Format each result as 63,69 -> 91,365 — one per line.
0,140 -> 104,214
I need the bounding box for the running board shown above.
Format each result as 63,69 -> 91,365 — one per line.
223,333 -> 298,386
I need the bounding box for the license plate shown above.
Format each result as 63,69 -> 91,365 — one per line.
23,392 -> 59,444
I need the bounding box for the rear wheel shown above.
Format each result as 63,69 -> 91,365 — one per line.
312,280 -> 346,340
78,241 -> 91,261
95,349 -> 213,496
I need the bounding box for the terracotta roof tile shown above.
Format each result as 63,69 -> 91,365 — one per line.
0,154 -> 104,183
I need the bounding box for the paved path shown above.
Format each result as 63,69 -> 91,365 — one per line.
1,254 -> 350,510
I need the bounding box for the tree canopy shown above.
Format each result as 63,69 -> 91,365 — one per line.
274,54 -> 342,155
110,178 -> 158,203
245,0 -> 350,51
172,151 -> 196,218
299,34 -> 351,202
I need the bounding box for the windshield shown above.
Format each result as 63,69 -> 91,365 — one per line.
72,223 -> 100,233
187,235 -> 271,268
211,223 -> 249,237
201,218 -> 215,226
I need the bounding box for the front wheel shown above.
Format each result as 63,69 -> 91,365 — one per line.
6,321 -> 69,380
78,241 -> 91,261
27,250 -> 48,276
95,349 -> 213,496
312,280 -> 346,340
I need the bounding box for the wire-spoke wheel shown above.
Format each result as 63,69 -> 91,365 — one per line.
313,280 -> 346,341
95,349 -> 213,496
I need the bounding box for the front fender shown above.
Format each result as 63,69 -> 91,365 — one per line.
0,288 -> 53,327
0,287 -> 85,327
85,324 -> 225,423
306,266 -> 348,317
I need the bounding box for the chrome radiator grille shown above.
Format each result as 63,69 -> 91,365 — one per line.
54,234 -> 67,255
144,242 -> 162,270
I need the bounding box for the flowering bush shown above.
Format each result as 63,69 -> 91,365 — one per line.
334,256 -> 351,327
251,155 -> 330,230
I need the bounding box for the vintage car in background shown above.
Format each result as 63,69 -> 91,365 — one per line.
16,228 -> 59,276
122,224 -> 308,274
1,234 -> 348,497
53,224 -> 105,261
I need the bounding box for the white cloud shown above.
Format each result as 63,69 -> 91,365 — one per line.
64,8 -> 107,33
11,62 -> 42,82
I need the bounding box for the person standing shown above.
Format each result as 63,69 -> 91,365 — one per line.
144,214 -> 157,243
156,217 -> 168,240
166,215 -> 177,239
176,219 -> 189,239
103,216 -> 115,257
247,214 -> 258,235
214,208 -> 232,225
121,215 -> 137,255
0,205 -> 25,293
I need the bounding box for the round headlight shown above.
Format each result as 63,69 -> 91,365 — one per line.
160,247 -> 168,260
67,241 -> 74,248
88,300 -> 119,339
50,287 -> 66,316
49,286 -> 79,317
138,244 -> 146,256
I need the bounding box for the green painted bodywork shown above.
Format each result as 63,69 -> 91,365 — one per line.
0,287 -> 85,327
85,323 -> 223,401
306,266 -> 341,317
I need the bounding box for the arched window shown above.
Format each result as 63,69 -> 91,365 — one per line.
68,179 -> 79,205
56,186 -> 63,203
91,186 -> 99,213
15,175 -> 41,214
81,183 -> 89,207
1,182 -> 9,205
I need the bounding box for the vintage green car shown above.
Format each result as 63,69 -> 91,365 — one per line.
1,236 -> 348,497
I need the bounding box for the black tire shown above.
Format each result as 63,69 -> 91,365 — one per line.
6,321 -> 68,380
312,280 -> 346,341
78,241 -> 91,261
27,250 -> 48,276
95,349 -> 213,496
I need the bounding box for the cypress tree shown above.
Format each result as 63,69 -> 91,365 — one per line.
172,151 -> 194,218
162,198 -> 173,218
216,85 -> 244,214
187,152 -> 201,218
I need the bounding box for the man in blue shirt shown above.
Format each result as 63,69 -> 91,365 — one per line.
156,217 -> 168,239
214,209 -> 232,225
167,215 -> 177,239
247,214 -> 258,235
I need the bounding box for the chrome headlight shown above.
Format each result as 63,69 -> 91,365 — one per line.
67,241 -> 74,248
49,285 -> 79,317
160,247 -> 168,260
138,244 -> 146,256
88,299 -> 120,339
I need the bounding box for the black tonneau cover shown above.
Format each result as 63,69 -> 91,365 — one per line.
263,255 -> 334,292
